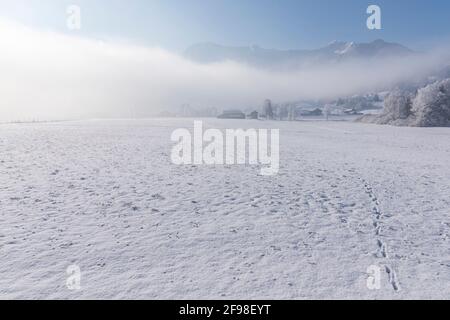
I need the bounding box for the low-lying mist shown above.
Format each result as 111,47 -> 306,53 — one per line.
1,19 -> 449,122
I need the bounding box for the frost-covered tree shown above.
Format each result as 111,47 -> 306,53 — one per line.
383,90 -> 413,121
412,79 -> 450,127
263,99 -> 274,120
358,78 -> 450,127
288,105 -> 296,121
357,90 -> 413,125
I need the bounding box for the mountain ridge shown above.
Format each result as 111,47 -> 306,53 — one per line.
184,39 -> 414,68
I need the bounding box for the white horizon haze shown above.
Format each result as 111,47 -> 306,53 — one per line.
1,19 -> 449,122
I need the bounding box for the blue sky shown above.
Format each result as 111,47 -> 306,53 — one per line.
0,0 -> 449,51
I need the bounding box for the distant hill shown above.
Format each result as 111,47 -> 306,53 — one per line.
184,40 -> 414,69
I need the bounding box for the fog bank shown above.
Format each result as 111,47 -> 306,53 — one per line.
1,19 -> 449,121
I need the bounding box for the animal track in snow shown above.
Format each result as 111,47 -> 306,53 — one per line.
385,265 -> 401,292
361,178 -> 400,292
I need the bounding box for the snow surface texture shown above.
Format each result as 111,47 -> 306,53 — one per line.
359,78 -> 450,127
1,119 -> 450,299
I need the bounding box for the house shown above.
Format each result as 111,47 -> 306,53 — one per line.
217,110 -> 246,119
247,111 -> 259,119
300,108 -> 323,117
343,108 -> 363,115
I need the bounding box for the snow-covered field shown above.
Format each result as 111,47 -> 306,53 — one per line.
1,118 -> 450,300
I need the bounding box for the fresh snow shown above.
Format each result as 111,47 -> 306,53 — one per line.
1,119 -> 450,299
335,42 -> 355,55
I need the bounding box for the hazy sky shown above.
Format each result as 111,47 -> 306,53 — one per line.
0,0 -> 450,51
